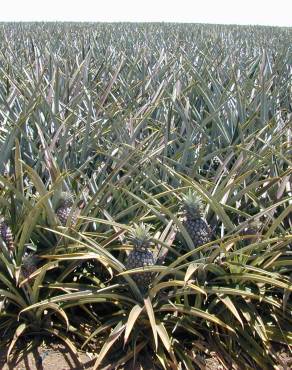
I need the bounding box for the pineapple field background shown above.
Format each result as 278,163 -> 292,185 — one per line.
0,22 -> 291,369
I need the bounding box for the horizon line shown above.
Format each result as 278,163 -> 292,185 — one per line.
0,20 -> 291,28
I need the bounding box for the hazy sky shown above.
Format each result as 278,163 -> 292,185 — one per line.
1,0 -> 291,27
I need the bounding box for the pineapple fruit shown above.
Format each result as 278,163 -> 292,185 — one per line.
241,220 -> 261,245
56,192 -> 77,226
211,155 -> 221,170
125,223 -> 155,292
21,254 -> 38,281
0,217 -> 14,252
181,191 -> 212,248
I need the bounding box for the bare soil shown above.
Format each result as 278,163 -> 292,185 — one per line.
0,341 -> 291,370
0,342 -> 93,370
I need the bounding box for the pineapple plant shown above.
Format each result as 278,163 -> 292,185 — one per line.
56,192 -> 77,226
0,217 -> 14,252
181,191 -> 212,248
125,223 -> 155,292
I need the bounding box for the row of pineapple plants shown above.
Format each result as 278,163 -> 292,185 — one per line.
0,22 -> 291,369
1,144 -> 290,369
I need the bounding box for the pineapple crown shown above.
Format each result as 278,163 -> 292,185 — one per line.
57,191 -> 74,208
182,190 -> 203,218
128,223 -> 152,250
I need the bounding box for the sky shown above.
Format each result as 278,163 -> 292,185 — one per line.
0,0 -> 291,27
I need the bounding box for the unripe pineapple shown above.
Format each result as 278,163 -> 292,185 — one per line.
56,192 -> 77,226
182,191 -> 212,248
125,223 -> 155,292
0,217 -> 14,252
21,254 -> 38,281
241,220 -> 261,245
211,155 -> 221,170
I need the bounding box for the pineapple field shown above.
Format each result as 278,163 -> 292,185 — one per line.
0,22 -> 291,369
